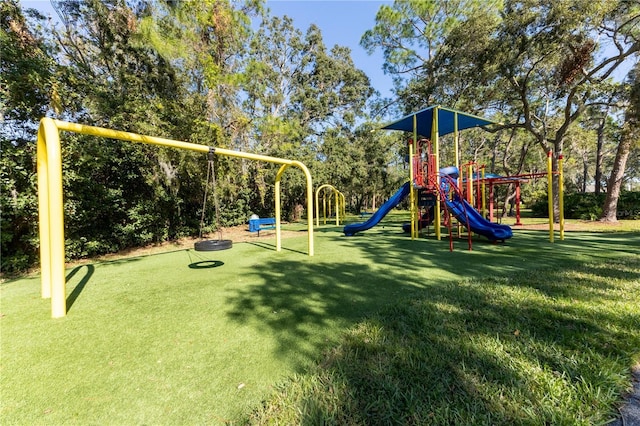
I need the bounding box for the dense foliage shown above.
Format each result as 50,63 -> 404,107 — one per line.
531,191 -> 640,220
1,0 -> 394,273
1,0 -> 638,273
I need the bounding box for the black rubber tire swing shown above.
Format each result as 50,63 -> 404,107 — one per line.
194,239 -> 232,251
195,147 -> 232,252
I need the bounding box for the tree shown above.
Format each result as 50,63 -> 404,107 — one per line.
361,0 -> 499,114
2,0 -> 377,272
243,15 -> 374,217
137,0 -> 261,142
364,0 -> 640,219
600,63 -> 640,222
487,1 -> 637,214
1,0 -> 58,272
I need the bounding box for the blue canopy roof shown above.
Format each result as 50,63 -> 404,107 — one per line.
381,105 -> 495,137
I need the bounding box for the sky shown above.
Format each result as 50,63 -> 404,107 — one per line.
19,0 -> 395,98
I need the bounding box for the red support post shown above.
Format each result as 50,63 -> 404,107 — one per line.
489,181 -> 495,222
515,181 -> 522,226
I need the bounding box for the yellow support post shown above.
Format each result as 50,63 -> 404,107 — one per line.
314,186 -> 323,227
38,119 -> 314,318
36,122 -> 52,299
558,154 -> 564,240
454,113 -> 460,178
333,189 -> 340,226
432,107 -> 441,240
547,151 -> 554,243
410,115 -> 417,240
275,165 -> 283,250
274,163 -> 312,254
37,118 -> 66,316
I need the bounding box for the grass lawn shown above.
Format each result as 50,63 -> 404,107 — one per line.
2,214 -> 639,424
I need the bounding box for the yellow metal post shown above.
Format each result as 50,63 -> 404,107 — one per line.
410,115 -> 417,239
315,189 -> 320,227
454,113 -> 459,177
275,163 -> 312,254
333,188 -> 340,226
275,166 -> 283,250
432,107 -> 441,240
36,122 -> 52,299
37,118 -> 66,317
558,154 -> 564,240
547,151 -> 554,243
38,119 -> 314,318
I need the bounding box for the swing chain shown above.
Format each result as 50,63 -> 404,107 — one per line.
199,147 -> 222,241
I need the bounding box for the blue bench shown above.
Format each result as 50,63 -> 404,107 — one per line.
249,217 -> 276,236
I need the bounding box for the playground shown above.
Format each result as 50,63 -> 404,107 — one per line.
2,215 -> 640,424
341,106 -> 565,248
2,112 -> 639,425
5,0 -> 640,421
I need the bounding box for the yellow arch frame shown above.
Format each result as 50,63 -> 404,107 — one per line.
316,183 -> 347,226
37,118 -> 314,318
314,184 -> 345,227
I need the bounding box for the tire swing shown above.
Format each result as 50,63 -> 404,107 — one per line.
194,147 -> 232,252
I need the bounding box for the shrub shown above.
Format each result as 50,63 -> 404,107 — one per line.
530,192 -> 640,220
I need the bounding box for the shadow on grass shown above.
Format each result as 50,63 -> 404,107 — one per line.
246,241 -> 308,256
66,264 -> 95,311
63,248 -> 200,310
227,229 -> 640,424
253,258 -> 639,423
227,229 -> 640,361
313,225 -> 344,234
188,260 -> 224,269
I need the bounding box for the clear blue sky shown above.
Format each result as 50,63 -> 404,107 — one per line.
20,0 -> 395,97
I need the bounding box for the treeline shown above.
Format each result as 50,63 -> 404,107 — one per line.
361,0 -> 639,223
1,0 -> 405,273
2,0 -> 639,274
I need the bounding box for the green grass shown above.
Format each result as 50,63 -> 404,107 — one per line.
502,213 -> 640,232
2,215 -> 639,424
249,256 -> 640,425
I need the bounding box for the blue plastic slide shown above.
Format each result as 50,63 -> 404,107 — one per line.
343,182 -> 410,236
446,197 -> 513,241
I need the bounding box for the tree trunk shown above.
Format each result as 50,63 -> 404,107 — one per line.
600,124 -> 633,222
594,115 -> 605,194
582,155 -> 588,193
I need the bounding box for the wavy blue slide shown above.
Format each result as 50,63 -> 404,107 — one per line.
343,182 -> 410,236
446,197 -> 513,241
